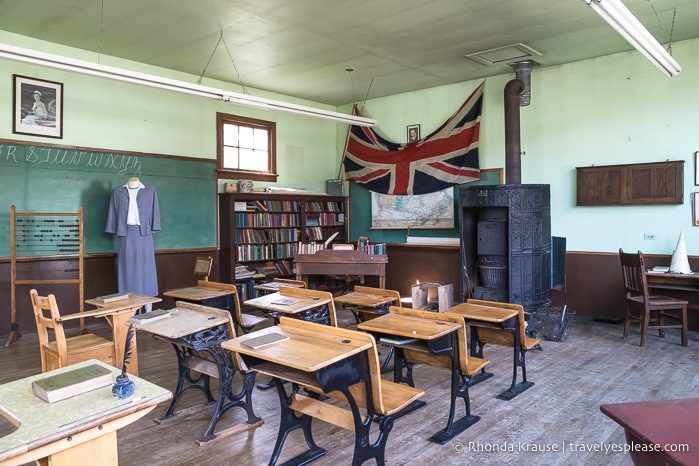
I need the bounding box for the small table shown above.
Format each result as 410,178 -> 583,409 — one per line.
222,322 -> 374,466
244,290 -> 333,325
600,397 -> 699,466
358,312 -> 472,444
128,303 -> 262,444
445,302 -> 529,400
85,293 -> 162,376
0,359 -> 171,466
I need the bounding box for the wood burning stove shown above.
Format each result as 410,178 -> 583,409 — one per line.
459,184 -> 551,313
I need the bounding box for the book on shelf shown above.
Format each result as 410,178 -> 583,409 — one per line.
129,308 -> 171,324
241,332 -> 289,349
94,292 -> 130,304
32,364 -> 113,403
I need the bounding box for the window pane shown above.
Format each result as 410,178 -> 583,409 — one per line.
239,126 -> 254,149
223,124 -> 238,146
253,128 -> 268,151
223,146 -> 239,169
239,148 -> 257,170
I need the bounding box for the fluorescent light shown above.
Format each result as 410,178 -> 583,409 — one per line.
583,0 -> 681,77
0,43 -> 377,127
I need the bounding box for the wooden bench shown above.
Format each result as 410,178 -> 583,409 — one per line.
465,298 -> 540,399
384,306 -> 489,443
228,317 -> 424,465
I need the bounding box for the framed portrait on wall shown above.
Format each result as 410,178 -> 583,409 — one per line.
695,151 -> 699,185
407,124 -> 420,143
693,192 -> 699,226
13,74 -> 63,139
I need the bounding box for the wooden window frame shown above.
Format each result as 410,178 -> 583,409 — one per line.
216,112 -> 278,182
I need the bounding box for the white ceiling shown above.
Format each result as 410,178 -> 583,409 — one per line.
0,0 -> 697,106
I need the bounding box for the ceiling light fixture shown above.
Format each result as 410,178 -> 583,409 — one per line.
0,43 -> 377,127
582,0 -> 681,77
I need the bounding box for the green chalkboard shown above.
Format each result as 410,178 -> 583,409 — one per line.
0,139 -> 216,256
349,168 -> 502,243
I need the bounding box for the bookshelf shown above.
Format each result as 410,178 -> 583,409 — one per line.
219,193 -> 348,288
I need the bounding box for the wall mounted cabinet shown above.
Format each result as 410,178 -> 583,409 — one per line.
576,161 -> 684,206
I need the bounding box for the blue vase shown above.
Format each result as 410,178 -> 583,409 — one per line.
111,374 -> 135,399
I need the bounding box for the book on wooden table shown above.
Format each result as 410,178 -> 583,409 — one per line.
95,292 -> 130,304
271,297 -> 299,305
129,308 -> 171,324
242,332 -> 289,349
32,364 -> 113,403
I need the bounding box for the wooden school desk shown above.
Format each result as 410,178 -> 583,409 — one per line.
85,293 -> 162,376
294,249 -> 388,288
600,397 -> 699,466
333,287 -> 399,324
163,280 -> 237,311
0,359 -> 171,466
357,311 -> 474,444
222,319 -> 394,466
128,302 -> 262,444
646,270 -> 699,307
243,290 -> 333,325
445,302 -> 531,400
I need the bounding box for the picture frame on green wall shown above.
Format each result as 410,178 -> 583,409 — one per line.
12,74 -> 63,139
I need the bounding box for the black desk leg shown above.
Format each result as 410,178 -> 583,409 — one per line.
268,380 -> 327,466
467,328 -> 493,387
497,345 -> 534,401
429,368 -> 480,444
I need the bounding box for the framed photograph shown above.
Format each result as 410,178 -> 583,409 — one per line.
695,151 -> 699,185
13,74 -> 63,139
693,193 -> 699,226
407,124 -> 420,143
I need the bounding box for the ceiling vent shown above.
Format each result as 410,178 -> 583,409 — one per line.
465,43 -> 542,66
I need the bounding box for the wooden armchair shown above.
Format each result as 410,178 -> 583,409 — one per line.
30,289 -> 116,372
619,249 -> 688,347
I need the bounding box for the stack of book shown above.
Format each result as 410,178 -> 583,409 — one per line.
235,264 -> 255,279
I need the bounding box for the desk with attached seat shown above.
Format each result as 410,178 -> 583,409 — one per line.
222,317 -> 423,466
128,301 -> 262,444
445,300 -> 537,400
358,307 -> 485,444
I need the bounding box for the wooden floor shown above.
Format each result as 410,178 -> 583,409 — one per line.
2,311 -> 698,466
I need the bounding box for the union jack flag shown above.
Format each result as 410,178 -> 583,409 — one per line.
343,82 -> 483,195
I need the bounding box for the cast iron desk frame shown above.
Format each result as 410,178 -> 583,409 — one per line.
222,325 -> 382,466
445,303 -> 531,400
129,306 -> 261,444
358,313 -> 475,444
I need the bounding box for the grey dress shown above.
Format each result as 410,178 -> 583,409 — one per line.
105,184 -> 161,296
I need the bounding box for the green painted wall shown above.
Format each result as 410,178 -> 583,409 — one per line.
3,29 -> 699,256
339,37 -> 699,256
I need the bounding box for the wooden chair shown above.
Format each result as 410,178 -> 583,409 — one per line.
196,280 -> 267,336
193,256 -> 213,281
30,289 -> 116,372
619,249 -> 688,347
